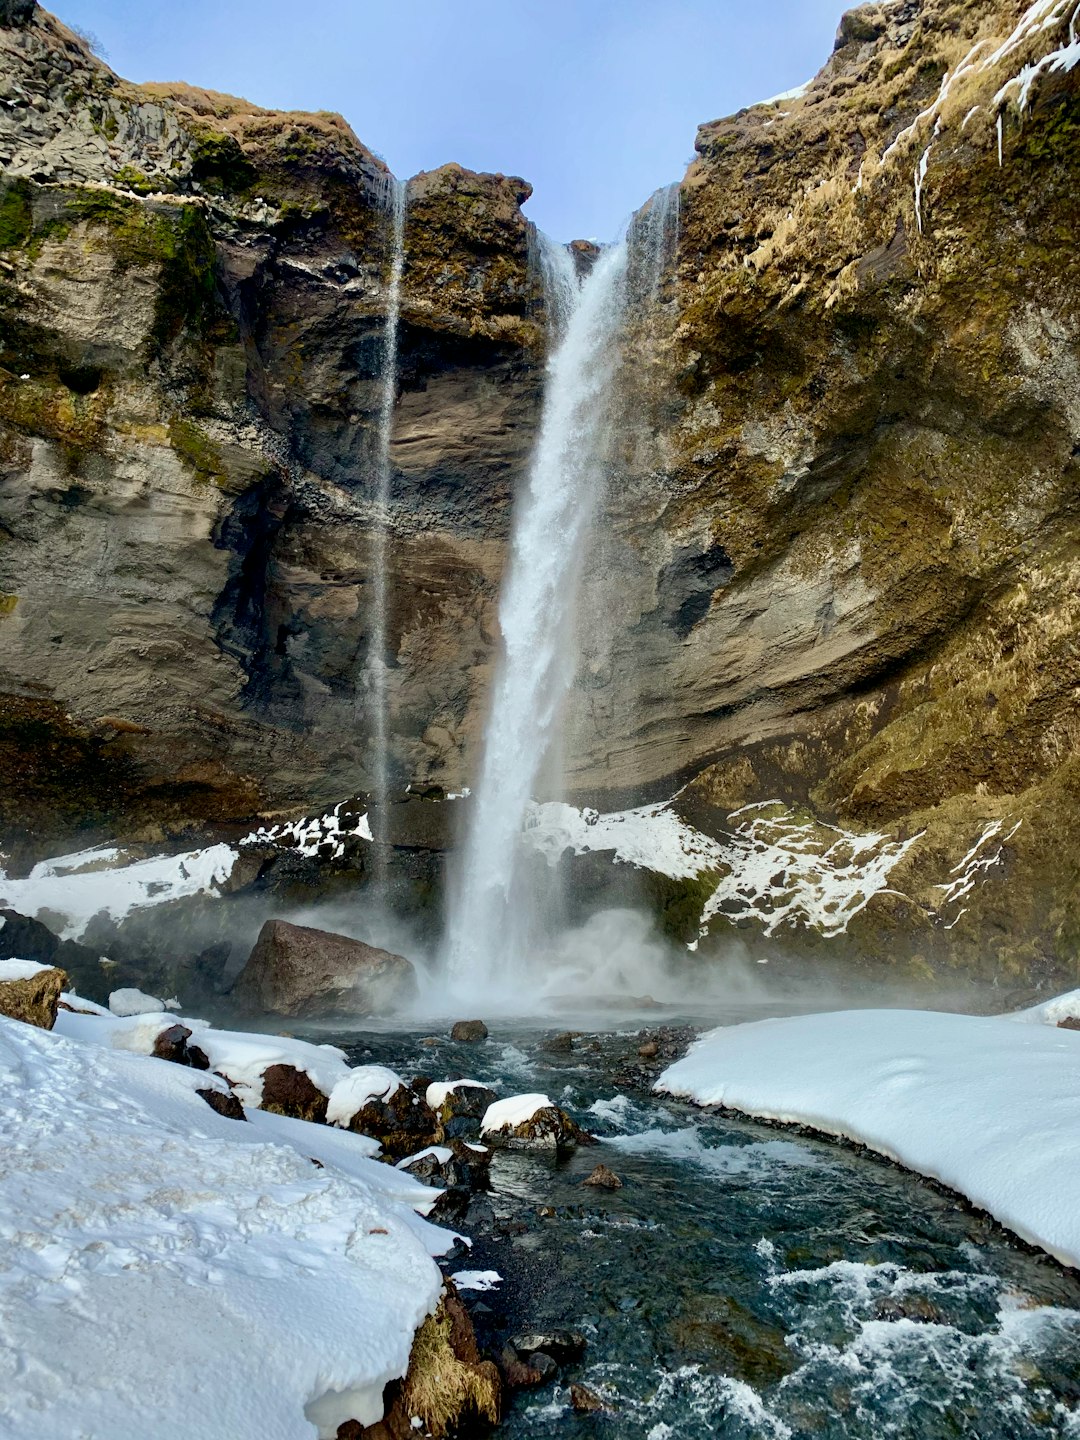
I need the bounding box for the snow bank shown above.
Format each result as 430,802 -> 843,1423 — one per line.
0,1015 -> 446,1439
0,843 -> 237,940
482,1093 -> 552,1134
54,1006 -> 353,1108
658,1005 -> 1080,1267
326,1064 -> 403,1126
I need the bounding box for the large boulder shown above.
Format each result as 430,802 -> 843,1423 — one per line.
232,919 -> 416,1017
0,960 -> 66,1029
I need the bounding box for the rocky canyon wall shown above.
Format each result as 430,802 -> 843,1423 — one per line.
1,0 -> 1078,985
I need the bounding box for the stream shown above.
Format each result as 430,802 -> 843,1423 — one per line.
317,1014 -> 1080,1440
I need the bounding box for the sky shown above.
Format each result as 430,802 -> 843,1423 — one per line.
55,0 -> 846,241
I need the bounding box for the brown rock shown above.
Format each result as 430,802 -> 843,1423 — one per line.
343,1085 -> 441,1159
498,1348 -> 545,1391
541,1031 -> 577,1054
637,1040 -> 659,1058
259,1062 -> 329,1123
570,1383 -> 608,1413
152,1022 -> 193,1064
1057,1016 -> 1080,1031
232,919 -> 416,1018
583,1163 -> 623,1190
0,964 -> 66,1029
344,1285 -> 501,1439
197,1087 -> 247,1121
450,1020 -> 489,1043
484,1104 -> 596,1153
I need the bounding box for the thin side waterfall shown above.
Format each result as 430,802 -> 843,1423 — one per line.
443,237 -> 629,997
365,176 -> 406,883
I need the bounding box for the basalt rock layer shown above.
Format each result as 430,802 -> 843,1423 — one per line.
1,0 -> 1079,985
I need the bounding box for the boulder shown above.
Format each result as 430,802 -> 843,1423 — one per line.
481,1094 -> 596,1153
197,1087 -> 247,1121
450,1020 -> 488,1043
260,1062 -> 330,1124
506,1329 -> 586,1366
232,919 -> 416,1017
425,1079 -> 498,1138
570,1383 -> 608,1413
0,960 -> 66,1029
399,1138 -> 491,1193
583,1163 -> 623,1190
343,1286 -> 501,1439
329,1067 -> 441,1158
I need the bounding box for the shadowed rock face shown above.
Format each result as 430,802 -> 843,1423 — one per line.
1,0 -> 1079,985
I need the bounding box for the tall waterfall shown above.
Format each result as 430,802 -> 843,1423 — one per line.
444,236 -> 630,995
364,176 -> 406,872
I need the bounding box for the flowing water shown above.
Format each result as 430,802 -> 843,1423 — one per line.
363,175 -> 406,887
334,1020 -> 1080,1440
443,240 -> 629,997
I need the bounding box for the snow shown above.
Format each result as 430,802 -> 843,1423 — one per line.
451,1270 -> 502,1292
482,1093 -> 552,1134
0,1014 -> 448,1439
1010,988 -> 1080,1026
326,1064 -> 403,1126
0,843 -> 237,940
658,1002 -> 1080,1267
54,1006 -> 354,1108
759,79 -> 812,106
425,1078 -> 490,1108
240,801 -> 372,858
0,958 -> 52,982
108,986 -> 165,1016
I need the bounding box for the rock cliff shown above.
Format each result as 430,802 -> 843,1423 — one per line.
1,0 -> 1078,985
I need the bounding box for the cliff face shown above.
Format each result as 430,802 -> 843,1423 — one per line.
0,3 -> 540,854
1,0 -> 1078,985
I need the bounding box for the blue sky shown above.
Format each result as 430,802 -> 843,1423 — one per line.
57,0 -> 845,240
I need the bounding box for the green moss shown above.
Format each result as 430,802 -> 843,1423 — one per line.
189,131 -> 257,195
645,870 -> 720,944
0,180 -> 32,249
167,416 -> 227,484
0,594 -> 18,616
112,164 -> 157,196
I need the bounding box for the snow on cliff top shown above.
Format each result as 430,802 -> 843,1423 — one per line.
0,1015 -> 447,1439
658,999 -> 1080,1268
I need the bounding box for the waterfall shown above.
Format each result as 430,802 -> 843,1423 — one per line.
444,236 -> 630,996
364,176 -> 406,877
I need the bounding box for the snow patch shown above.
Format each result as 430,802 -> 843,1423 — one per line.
108,987 -> 165,1016
0,958 -> 52,982
425,1078 -> 490,1108
658,1001 -> 1080,1266
240,801 -> 372,859
451,1270 -> 502,1292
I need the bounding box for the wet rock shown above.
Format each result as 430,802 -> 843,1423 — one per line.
0,962 -> 66,1029
528,1351 -> 558,1382
0,909 -> 109,1001
451,1019 -> 489,1043
340,1083 -> 441,1160
399,1138 -> 491,1193
637,1040 -> 659,1059
583,1163 -> 623,1190
482,1095 -> 596,1153
426,1079 -> 498,1138
232,919 -> 416,1018
346,1285 -> 501,1438
197,1087 -> 247,1121
152,1022 -> 193,1064
507,1329 -> 587,1365
540,1030 -> 577,1054
259,1062 -> 329,1124
875,1293 -> 945,1324
1058,1017 -> 1080,1031
498,1347 -> 545,1390
570,1383 -> 608,1413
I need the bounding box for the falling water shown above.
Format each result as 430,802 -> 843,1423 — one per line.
443,236 -> 630,996
364,176 -> 406,882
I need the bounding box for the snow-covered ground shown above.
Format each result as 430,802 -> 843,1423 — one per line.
658,994 -> 1080,1267
0,1014 -> 454,1439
